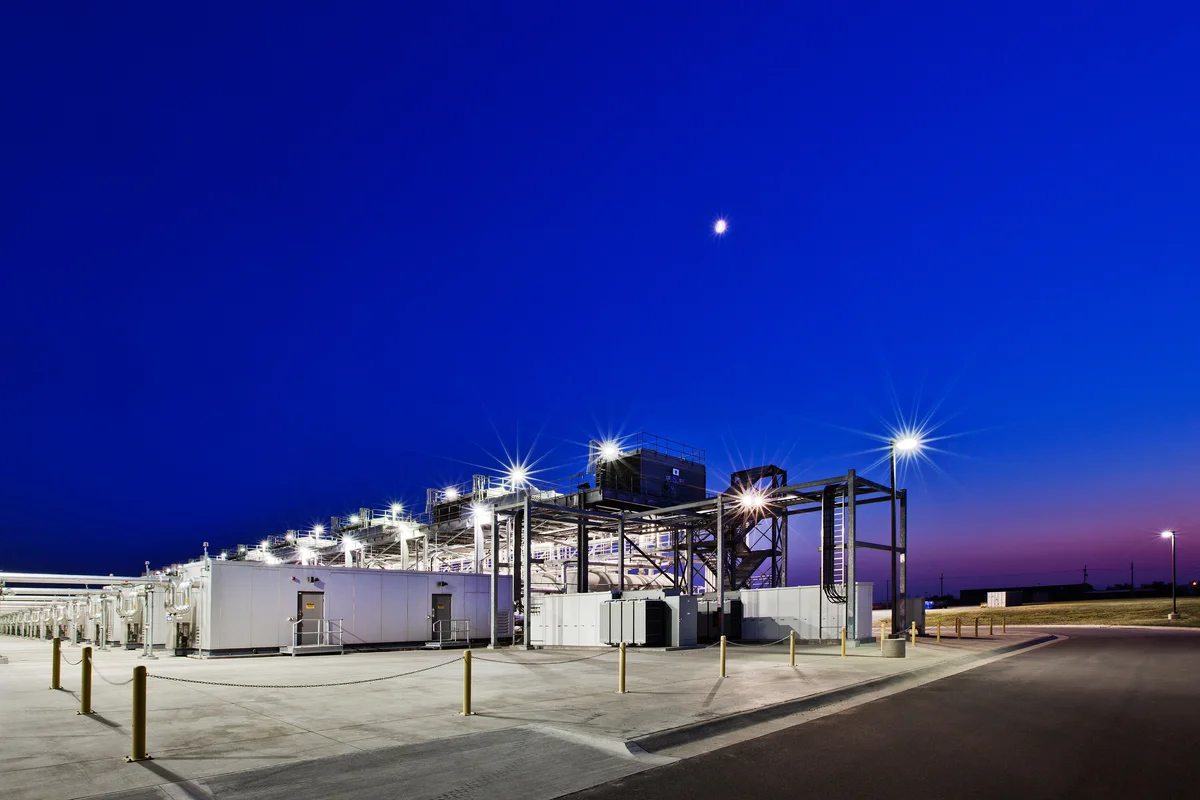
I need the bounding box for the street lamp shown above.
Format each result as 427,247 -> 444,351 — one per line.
1161,530 -> 1178,620
889,435 -> 921,634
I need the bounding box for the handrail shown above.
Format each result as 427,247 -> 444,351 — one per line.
433,618 -> 471,644
290,617 -> 344,651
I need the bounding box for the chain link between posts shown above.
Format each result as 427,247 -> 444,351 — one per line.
726,635 -> 793,647
472,649 -> 618,666
146,656 -> 463,689
92,664 -> 134,686
60,652 -> 83,666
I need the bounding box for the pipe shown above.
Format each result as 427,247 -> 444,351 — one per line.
164,580 -> 192,614
116,589 -> 140,619
1,587 -> 109,596
0,572 -> 163,586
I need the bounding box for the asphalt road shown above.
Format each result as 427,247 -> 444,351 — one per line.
568,627 -> 1200,800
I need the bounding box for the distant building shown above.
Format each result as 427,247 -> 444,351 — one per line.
959,583 -> 1092,606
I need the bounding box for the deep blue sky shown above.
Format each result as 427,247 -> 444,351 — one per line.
2,3 -> 1198,595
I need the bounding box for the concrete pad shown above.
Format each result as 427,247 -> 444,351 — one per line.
0,631 -> 1046,800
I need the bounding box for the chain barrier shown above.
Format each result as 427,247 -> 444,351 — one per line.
60,652 -> 83,666
472,649 -> 617,666
92,664 -> 134,686
146,656 -> 462,689
646,641 -> 722,655
726,635 -> 793,647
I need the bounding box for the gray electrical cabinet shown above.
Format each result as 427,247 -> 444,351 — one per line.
600,598 -> 669,646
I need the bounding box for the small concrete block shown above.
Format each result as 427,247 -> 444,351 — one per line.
881,638 -> 906,658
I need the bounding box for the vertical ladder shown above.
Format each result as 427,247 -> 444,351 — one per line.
832,491 -> 845,593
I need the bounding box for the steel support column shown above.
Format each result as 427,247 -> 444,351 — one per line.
716,498 -> 725,635
617,512 -> 625,593
846,469 -> 857,644
522,493 -> 532,649
489,505 -> 499,648
890,450 -> 898,634
685,528 -> 693,594
576,513 -> 589,594
898,488 -> 907,635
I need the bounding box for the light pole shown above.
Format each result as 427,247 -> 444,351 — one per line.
890,437 -> 920,634
1161,531 -> 1178,620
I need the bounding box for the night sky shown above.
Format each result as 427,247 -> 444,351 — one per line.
3,3 -> 1198,597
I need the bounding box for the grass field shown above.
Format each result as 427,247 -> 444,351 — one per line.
925,597 -> 1200,629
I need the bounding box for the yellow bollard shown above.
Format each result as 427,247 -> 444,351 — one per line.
461,650 -> 474,716
937,619 -> 941,643
789,630 -> 796,668
79,646 -> 93,715
840,626 -> 846,658
51,637 -> 61,690
720,635 -> 727,678
1003,616 -> 1007,633
127,666 -> 149,762
974,618 -> 979,638
956,617 -> 961,639
910,621 -> 917,646
990,616 -> 994,636
880,620 -> 886,651
617,641 -> 627,693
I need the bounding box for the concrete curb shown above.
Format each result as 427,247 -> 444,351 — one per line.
633,634 -> 1057,753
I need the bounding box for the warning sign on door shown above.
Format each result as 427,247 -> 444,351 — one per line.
305,603 -> 316,609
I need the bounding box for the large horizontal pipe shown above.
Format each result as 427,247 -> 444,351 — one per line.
1,587 -> 108,596
0,572 -> 164,586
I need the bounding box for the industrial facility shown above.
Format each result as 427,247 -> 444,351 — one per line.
1,431 -> 914,655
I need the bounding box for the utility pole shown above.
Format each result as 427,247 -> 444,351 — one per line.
1083,565 -> 1088,585
940,573 -> 944,598
1130,562 -> 1134,595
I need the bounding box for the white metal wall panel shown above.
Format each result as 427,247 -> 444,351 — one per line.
740,583 -> 874,642
380,574 -> 408,642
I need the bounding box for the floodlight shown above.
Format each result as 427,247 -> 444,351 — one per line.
714,218 -> 728,235
737,488 -> 767,512
445,487 -> 460,501
1162,530 -> 1175,538
349,514 -> 361,524
507,465 -> 528,488
391,503 -> 403,515
260,540 -> 271,551
599,441 -> 621,462
312,524 -> 325,535
894,436 -> 922,453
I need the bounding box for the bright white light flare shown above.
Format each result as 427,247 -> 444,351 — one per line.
1162,530 -> 1175,538
445,487 -> 460,501
507,464 -> 529,488
599,441 -> 621,462
736,488 -> 768,512
714,218 -> 728,235
894,435 -> 923,453
312,524 -> 325,535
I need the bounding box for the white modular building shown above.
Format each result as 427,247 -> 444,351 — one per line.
165,559 -> 512,656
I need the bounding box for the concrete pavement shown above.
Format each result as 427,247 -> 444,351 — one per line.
0,630 -> 1040,800
570,626 -> 1200,800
